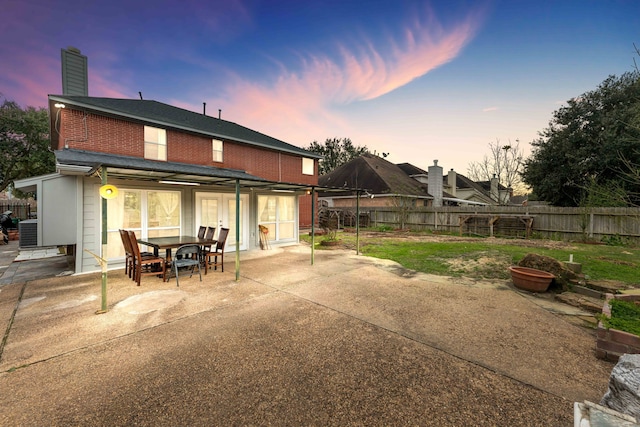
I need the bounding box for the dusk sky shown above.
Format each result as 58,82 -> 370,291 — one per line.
2,0 -> 638,174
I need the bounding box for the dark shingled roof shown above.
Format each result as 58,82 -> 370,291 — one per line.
396,163 -> 427,176
49,95 -> 321,159
319,154 -> 430,197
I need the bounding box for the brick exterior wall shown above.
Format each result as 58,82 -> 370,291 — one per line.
58,109 -> 317,183
596,294 -> 640,362
57,108 -> 318,226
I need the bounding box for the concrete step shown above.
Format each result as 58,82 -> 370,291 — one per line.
585,279 -> 632,294
555,292 -> 604,314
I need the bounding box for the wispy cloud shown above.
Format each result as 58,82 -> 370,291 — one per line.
213,6 -> 485,144
482,107 -> 499,112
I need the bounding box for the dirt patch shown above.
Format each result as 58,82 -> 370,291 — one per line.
354,230 -> 579,250
338,231 -> 579,279
446,253 -> 513,278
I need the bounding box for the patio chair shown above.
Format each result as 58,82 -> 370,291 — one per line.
127,230 -> 167,285
199,226 -> 216,264
172,244 -> 202,286
119,229 -> 154,280
197,225 -> 207,239
203,227 -> 229,274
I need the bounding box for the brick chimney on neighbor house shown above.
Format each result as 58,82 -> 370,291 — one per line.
447,169 -> 457,197
428,160 -> 443,207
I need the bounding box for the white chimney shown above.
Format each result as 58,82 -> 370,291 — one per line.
491,174 -> 499,202
447,169 -> 456,197
428,160 -> 443,207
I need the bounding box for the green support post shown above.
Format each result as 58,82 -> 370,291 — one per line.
311,187 -> 315,265
356,190 -> 360,255
99,167 -> 108,313
235,179 -> 240,281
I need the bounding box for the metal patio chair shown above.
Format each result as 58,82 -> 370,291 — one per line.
172,244 -> 202,286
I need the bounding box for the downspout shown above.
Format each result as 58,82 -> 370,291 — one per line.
235,179 -> 240,281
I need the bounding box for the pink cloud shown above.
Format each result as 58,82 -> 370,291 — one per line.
209,6 -> 485,145
2,52 -> 60,108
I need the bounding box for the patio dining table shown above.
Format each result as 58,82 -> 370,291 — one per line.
137,235 -> 216,262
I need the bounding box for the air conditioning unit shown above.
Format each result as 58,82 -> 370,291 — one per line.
19,219 -> 37,247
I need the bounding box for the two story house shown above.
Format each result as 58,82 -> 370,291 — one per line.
15,94 -> 323,274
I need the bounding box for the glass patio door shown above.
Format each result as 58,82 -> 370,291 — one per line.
195,192 -> 248,250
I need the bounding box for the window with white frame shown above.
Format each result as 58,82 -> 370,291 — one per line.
212,139 -> 223,162
144,126 -> 167,161
302,157 -> 314,175
106,189 -> 181,260
258,195 -> 296,241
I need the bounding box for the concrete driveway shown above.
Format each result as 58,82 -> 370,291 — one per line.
0,244 -> 613,426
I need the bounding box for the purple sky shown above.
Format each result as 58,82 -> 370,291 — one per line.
2,0 -> 638,174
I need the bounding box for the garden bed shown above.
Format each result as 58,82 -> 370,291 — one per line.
596,294 -> 640,362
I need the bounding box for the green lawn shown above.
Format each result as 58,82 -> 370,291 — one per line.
301,231 -> 640,284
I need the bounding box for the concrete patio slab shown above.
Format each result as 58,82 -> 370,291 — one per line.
0,245 -> 613,425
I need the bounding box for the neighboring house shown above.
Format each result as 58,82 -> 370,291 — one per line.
319,155 -> 503,209
15,49 -> 323,274
398,162 -> 511,205
318,153 -> 433,208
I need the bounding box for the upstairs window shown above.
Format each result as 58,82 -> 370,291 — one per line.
212,139 -> 223,162
302,157 -> 314,175
144,126 -> 167,161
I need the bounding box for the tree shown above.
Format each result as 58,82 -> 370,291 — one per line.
522,71 -> 640,206
467,138 -> 525,195
306,137 -> 369,175
0,97 -> 55,192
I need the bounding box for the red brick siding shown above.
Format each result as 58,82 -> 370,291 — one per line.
167,130 -> 211,165
61,110 -> 143,156
60,109 -> 318,186
299,194 -> 318,228
224,144 -> 317,184
224,143 -> 280,179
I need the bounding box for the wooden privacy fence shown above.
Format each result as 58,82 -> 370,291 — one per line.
326,205 -> 640,243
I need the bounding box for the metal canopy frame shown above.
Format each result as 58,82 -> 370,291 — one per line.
56,149 -> 364,309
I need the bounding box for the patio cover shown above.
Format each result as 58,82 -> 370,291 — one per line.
54,148 -> 365,281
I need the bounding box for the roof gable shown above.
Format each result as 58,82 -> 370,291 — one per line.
49,95 -> 321,159
319,154 -> 430,196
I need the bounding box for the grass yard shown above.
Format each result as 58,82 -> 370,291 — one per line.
301,230 -> 640,285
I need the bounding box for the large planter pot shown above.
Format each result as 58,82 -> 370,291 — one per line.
509,266 -> 555,292
320,239 -> 341,247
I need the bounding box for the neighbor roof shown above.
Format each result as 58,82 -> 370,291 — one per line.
396,163 -> 427,176
48,95 -> 322,159
319,154 -> 430,197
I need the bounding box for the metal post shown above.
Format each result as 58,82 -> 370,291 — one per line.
311,187 -> 315,265
235,179 -> 240,281
99,167 -> 108,313
356,190 -> 360,255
